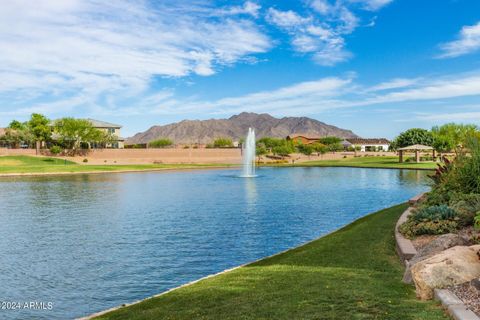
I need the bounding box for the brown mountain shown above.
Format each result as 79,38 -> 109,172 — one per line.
126,112 -> 359,144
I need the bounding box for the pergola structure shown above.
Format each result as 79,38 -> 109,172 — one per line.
397,144 -> 434,163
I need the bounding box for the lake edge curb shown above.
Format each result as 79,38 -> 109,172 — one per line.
434,289 -> 480,320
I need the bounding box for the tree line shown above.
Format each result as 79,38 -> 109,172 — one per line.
391,123 -> 480,154
0,113 -> 115,155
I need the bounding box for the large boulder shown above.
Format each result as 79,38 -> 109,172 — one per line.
403,234 -> 468,284
411,245 -> 480,300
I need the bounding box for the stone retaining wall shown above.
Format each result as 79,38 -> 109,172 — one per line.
395,195 -> 480,320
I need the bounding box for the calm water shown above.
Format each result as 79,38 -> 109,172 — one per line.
0,167 -> 429,319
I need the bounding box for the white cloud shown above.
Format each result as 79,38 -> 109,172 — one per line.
168,71 -> 480,116
267,0 -> 389,67
349,0 -> 393,11
216,1 -> 261,18
414,111 -> 480,122
266,7 -> 353,66
439,22 -> 480,58
0,0 -> 271,104
367,78 -> 419,91
310,0 -> 332,15
266,8 -> 311,28
35,70 -> 480,127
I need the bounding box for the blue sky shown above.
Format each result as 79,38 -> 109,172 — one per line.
1,0 -> 480,138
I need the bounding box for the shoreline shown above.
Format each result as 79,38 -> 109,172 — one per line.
80,199 -> 421,320
0,163 -> 434,178
265,164 -> 435,171
0,165 -> 239,178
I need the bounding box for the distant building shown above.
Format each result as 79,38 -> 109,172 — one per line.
343,138 -> 390,152
286,134 -> 322,145
87,119 -> 124,149
51,118 -> 125,149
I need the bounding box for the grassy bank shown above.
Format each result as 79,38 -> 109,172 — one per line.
0,156 -> 233,175
93,204 -> 446,320
278,156 -> 437,170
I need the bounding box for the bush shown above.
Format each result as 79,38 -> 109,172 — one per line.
213,138 -> 233,148
399,205 -> 460,238
50,145 -> 62,155
83,158 -> 88,163
475,214 -> 480,230
149,138 -> 173,148
411,205 -> 457,222
318,136 -> 342,145
399,219 -> 459,238
449,193 -> 480,227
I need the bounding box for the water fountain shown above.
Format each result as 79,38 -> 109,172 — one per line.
240,127 -> 256,177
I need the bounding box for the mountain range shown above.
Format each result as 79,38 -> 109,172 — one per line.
126,112 -> 359,144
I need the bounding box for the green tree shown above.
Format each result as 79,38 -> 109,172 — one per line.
256,143 -> 268,156
27,113 -> 51,154
272,140 -> 295,157
431,123 -> 479,153
318,136 -> 342,145
312,143 -> 328,156
213,138 -> 233,148
1,120 -> 32,148
327,142 -> 344,152
257,137 -> 284,149
8,120 -> 26,131
297,144 -> 314,157
391,128 -> 433,150
149,138 -> 173,148
54,118 -> 109,155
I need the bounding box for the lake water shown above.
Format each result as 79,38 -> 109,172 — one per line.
0,167 -> 430,319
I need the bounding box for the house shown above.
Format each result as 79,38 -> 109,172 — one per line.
344,138 -> 390,152
51,118 -> 125,149
286,134 -> 322,145
87,119 -> 124,149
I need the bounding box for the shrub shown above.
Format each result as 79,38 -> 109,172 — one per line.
449,193 -> 480,227
213,138 -> 233,148
399,219 -> 459,238
318,136 -> 342,145
149,138 -> 173,148
475,214 -> 480,230
399,205 -> 460,238
50,145 -> 62,155
83,158 -> 88,163
411,205 -> 457,222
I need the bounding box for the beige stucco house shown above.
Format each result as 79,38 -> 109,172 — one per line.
87,119 -> 124,149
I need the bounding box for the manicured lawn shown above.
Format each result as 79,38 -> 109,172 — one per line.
94,204 -> 447,320
283,156 -> 437,170
0,156 -> 232,174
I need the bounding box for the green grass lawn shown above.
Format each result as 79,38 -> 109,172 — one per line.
93,204 -> 447,320
0,156 -> 233,174
278,156 -> 437,170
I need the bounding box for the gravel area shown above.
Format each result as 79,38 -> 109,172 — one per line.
451,282 -> 480,317
411,234 -> 438,250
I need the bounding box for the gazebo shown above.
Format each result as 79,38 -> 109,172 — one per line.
397,144 -> 434,163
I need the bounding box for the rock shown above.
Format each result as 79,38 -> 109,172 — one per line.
470,278 -> 480,293
403,233 -> 468,284
411,245 -> 480,300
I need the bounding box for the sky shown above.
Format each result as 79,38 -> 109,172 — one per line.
1,0 -> 480,138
